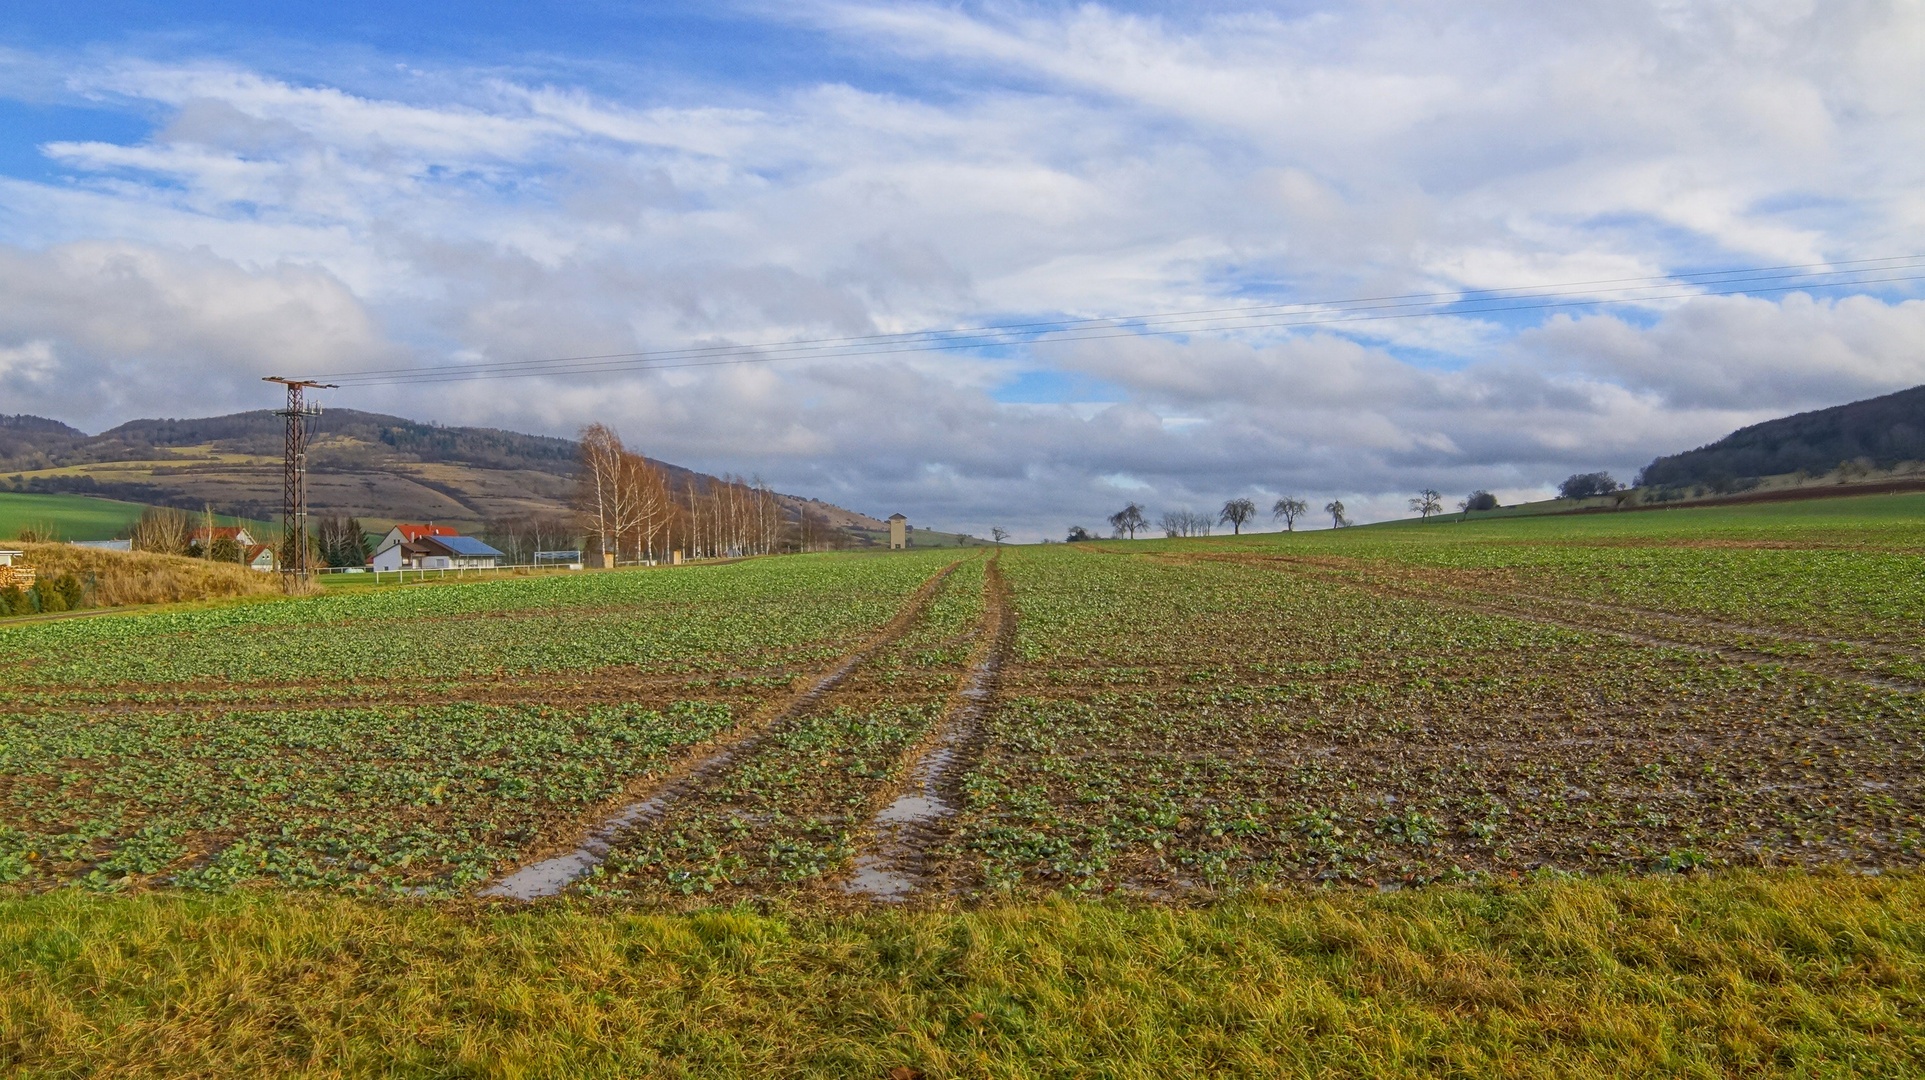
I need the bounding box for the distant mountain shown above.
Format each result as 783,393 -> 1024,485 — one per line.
0,409 -> 889,536
1639,385 -> 1925,490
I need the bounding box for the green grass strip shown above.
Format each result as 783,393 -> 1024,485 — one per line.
3,871 -> 1920,1077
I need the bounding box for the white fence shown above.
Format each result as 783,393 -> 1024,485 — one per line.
313,560 -> 583,585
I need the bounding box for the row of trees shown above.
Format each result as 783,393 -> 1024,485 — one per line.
576,424 -> 845,562
129,506 -> 376,567
128,507 -> 255,561
1092,469 -> 1637,541
1089,496 -> 1348,541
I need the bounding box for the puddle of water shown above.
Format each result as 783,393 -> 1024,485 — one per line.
843,577 -> 1010,902
875,794 -> 949,824
478,794 -> 670,900
845,854 -> 916,897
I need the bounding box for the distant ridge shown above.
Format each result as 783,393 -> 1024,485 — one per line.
0,409 -> 889,535
1639,385 -> 1925,490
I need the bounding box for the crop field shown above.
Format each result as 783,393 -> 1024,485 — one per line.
3,495 -> 1923,900
3,494 -> 1923,1075
0,553 -> 956,894
0,491 -> 150,541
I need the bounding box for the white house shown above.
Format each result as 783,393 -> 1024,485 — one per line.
372,524 -> 459,558
371,533 -> 505,571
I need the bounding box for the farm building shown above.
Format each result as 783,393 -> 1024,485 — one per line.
371,533 -> 505,571
372,524 -> 459,558
0,549 -> 32,590
888,513 -> 907,549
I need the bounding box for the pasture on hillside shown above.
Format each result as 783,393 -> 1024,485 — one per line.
3,494 -> 1922,1076
0,491 -> 149,541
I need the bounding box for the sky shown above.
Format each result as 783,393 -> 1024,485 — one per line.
0,1 -> 1919,539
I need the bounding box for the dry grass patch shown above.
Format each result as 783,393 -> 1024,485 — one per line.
9,542 -> 285,609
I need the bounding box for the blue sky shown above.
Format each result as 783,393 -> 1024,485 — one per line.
0,1 -> 1919,537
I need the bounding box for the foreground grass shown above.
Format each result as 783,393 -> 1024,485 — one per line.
4,873 -> 1920,1077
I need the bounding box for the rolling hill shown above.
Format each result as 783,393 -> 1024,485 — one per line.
1639,384 -> 1925,490
0,409 -> 889,536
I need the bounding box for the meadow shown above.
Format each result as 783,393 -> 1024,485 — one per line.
2,493 -> 1922,1076
0,491 -> 150,542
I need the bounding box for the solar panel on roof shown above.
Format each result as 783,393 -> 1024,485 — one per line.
437,535 -> 505,557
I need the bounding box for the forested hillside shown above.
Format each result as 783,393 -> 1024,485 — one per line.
1639,384 -> 1925,489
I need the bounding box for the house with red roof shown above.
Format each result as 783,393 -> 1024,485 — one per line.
371,524 -> 460,561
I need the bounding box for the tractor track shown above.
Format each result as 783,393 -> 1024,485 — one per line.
841,557 -> 1015,901
478,558 -> 968,900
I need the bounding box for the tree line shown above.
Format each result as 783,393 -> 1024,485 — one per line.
127,506 -> 375,567
1080,495 -> 1346,541
1079,470 -> 1637,541
575,423 -> 844,563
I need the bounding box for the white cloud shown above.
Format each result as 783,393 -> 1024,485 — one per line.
0,2 -> 1918,538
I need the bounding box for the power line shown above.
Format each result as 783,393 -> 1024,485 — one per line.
302,255 -> 1925,387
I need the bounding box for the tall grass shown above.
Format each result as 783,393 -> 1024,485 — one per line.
9,542 -> 283,610
3,872 -> 1919,1077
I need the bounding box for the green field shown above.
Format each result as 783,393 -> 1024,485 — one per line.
0,490 -> 276,544
3,494 -> 1922,1075
0,491 -> 151,541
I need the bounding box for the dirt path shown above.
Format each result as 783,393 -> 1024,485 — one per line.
841,558 -> 1015,901
478,559 -> 968,900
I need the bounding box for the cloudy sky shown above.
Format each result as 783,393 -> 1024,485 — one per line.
0,1 -> 1919,537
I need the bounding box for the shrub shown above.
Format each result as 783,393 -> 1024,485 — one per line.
51,572 -> 84,611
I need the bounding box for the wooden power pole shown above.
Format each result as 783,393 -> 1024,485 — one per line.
263,377 -> 337,592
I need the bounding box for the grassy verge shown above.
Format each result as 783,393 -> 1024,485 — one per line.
4,872 -> 1920,1078
4,542 -> 284,611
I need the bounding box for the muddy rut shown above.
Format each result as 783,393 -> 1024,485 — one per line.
841,558 -> 1015,901
478,559 -> 968,900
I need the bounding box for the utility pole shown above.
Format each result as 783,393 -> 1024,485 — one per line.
264,377 -> 337,592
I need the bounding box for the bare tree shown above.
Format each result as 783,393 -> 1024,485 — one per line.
991,527 -> 1008,544
130,507 -> 193,556
1158,509 -> 1212,537
1108,503 -> 1147,539
1219,497 -> 1257,535
1272,497 -> 1308,531
1410,488 -> 1443,519
317,516 -> 372,567
576,423 -> 626,563
1324,500 -> 1348,528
